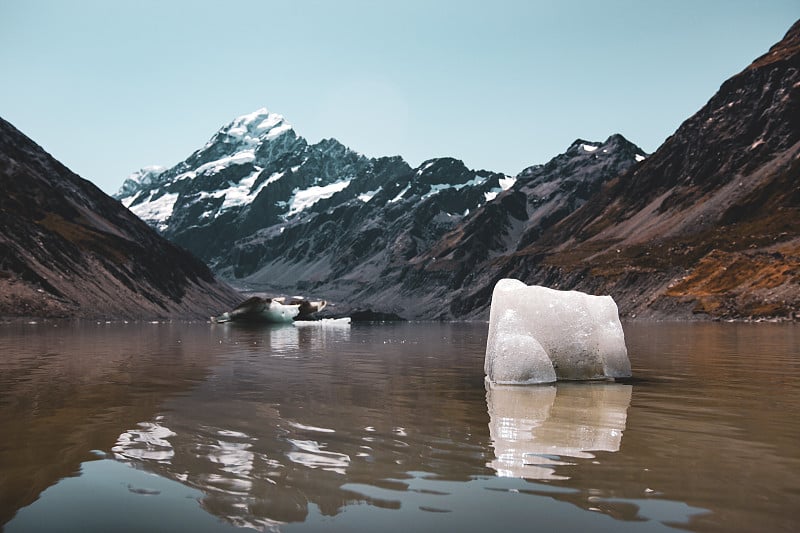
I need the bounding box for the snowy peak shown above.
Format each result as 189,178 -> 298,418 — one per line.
115,107 -> 312,229
565,134 -> 644,158
117,165 -> 166,199
519,133 -> 647,184
212,107 -> 294,148
568,138 -> 601,153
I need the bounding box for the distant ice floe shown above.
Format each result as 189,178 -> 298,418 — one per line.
293,317 -> 351,328
288,421 -> 336,433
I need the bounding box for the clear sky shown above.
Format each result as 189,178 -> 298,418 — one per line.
1,1 -> 798,194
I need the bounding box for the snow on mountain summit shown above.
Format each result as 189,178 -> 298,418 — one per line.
117,165 -> 166,202
212,107 -> 294,147
115,107 -> 309,230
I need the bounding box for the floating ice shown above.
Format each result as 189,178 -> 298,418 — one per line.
485,279 -> 631,384
293,317 -> 351,328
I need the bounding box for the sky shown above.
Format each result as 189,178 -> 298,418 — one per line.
1,1 -> 798,195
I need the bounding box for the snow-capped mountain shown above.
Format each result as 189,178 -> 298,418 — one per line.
115,108 -> 519,274
117,111 -> 645,318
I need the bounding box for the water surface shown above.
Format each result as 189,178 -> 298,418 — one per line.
1,321 -> 798,532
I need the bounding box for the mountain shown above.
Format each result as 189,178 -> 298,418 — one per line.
117,111 -> 645,318
0,117 -> 241,320
438,19 -> 800,320
119,20 -> 799,322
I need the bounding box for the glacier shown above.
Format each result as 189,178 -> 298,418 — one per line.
485,279 -> 631,384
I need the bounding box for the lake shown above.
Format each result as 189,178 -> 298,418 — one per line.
1,321 -> 798,532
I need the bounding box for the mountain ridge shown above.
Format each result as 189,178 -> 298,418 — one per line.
440,19 -> 800,320
117,113 -> 646,319
116,19 -> 799,321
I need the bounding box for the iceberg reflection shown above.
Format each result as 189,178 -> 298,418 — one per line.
486,382 -> 632,480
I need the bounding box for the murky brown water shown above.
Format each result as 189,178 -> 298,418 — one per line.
1,321 -> 798,532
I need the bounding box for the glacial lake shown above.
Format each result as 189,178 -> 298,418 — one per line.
1,321 -> 798,532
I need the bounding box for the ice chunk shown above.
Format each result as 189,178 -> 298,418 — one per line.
484,308 -> 556,384
485,279 -> 631,384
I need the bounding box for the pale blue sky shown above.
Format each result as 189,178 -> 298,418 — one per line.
1,1 -> 798,194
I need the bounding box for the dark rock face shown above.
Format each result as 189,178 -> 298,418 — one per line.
0,117 -> 241,319
443,19 -> 800,321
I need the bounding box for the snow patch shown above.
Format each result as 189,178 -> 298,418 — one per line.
461,175 -> 488,188
196,150 -> 256,175
635,154 -> 646,162
256,113 -> 283,131
581,144 -> 599,152
422,183 -> 453,200
485,191 -> 499,202
265,123 -> 293,140
219,169 -> 263,211
422,175 -> 489,200
288,180 -> 351,216
120,192 -> 140,208
129,192 -> 179,230
416,160 -> 437,176
498,176 -> 516,190
358,187 -> 381,203
389,185 -> 410,203
263,171 -> 286,187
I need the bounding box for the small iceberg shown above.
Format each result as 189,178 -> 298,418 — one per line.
293,317 -> 351,327
485,279 -> 631,384
212,296 -> 326,324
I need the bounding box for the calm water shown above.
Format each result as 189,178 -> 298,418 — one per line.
1,321 -> 798,532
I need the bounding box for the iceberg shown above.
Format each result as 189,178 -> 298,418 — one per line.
485,279 -> 631,384
212,296 -> 326,324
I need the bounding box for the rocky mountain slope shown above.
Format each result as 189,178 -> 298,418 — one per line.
0,117 -> 241,320
435,19 -> 800,320
117,111 -> 645,318
119,20 -> 799,321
